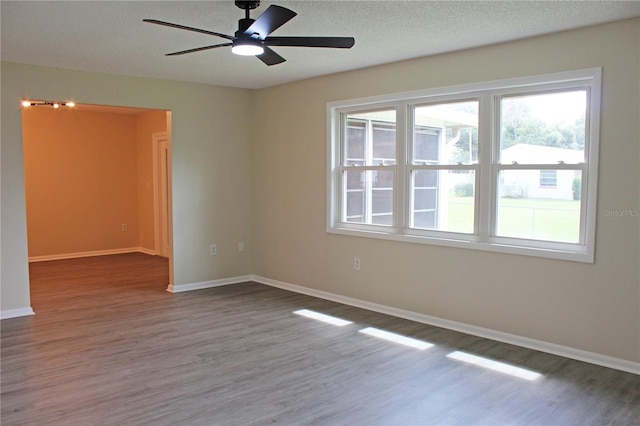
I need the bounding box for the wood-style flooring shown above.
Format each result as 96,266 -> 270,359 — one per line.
2,253 -> 639,425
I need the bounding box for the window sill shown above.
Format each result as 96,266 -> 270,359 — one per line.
327,225 -> 593,263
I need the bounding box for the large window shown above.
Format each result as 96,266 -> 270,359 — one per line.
327,68 -> 601,262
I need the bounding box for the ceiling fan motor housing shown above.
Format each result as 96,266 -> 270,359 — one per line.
237,18 -> 256,37
235,0 -> 260,39
235,1 -> 260,10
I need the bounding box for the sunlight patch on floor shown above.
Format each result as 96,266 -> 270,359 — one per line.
447,351 -> 542,381
293,309 -> 353,326
358,327 -> 434,350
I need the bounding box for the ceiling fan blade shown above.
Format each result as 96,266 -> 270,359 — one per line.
166,43 -> 232,56
265,36 -> 355,49
143,19 -> 234,41
245,5 -> 297,39
257,46 -> 286,66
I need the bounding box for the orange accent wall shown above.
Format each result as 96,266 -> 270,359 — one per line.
23,107 -> 166,257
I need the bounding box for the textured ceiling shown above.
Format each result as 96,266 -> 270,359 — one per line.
2,1 -> 639,89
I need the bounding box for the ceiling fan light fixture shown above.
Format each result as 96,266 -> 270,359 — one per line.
144,1 -> 355,65
231,41 -> 264,56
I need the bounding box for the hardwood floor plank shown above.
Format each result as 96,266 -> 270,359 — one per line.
1,253 -> 638,425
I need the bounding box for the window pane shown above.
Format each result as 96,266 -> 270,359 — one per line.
372,123 -> 396,164
346,121 -> 365,166
413,101 -> 479,165
343,170 -> 394,226
345,110 -> 396,166
411,170 -> 475,233
497,170 -> 581,243
499,91 -> 586,164
413,128 -> 440,163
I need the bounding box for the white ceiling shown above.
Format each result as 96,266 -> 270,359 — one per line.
2,1 -> 639,90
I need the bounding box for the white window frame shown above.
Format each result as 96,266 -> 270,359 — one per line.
327,68 -> 601,263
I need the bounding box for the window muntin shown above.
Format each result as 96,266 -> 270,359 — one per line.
328,69 -> 600,262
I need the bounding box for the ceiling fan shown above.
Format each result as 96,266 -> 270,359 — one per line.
144,0 -> 355,66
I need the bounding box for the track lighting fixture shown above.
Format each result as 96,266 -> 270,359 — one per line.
21,100 -> 76,108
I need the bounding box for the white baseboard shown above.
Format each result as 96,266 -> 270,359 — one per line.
28,247 -> 157,262
167,275 -> 253,293
1,307 -> 35,320
110,271 -> 640,375
250,275 -> 640,375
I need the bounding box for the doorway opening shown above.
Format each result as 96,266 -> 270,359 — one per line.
21,102 -> 174,301
153,131 -> 171,258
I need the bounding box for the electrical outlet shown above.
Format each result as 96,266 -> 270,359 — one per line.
238,241 -> 245,252
121,224 -> 127,232
354,257 -> 361,271
210,244 -> 217,255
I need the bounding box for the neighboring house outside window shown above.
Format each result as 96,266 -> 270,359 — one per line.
327,68 -> 601,262
500,145 -> 583,197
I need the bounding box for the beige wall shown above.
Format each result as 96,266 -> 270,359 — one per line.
1,18 -> 638,364
251,19 -> 639,363
1,63 -> 253,311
